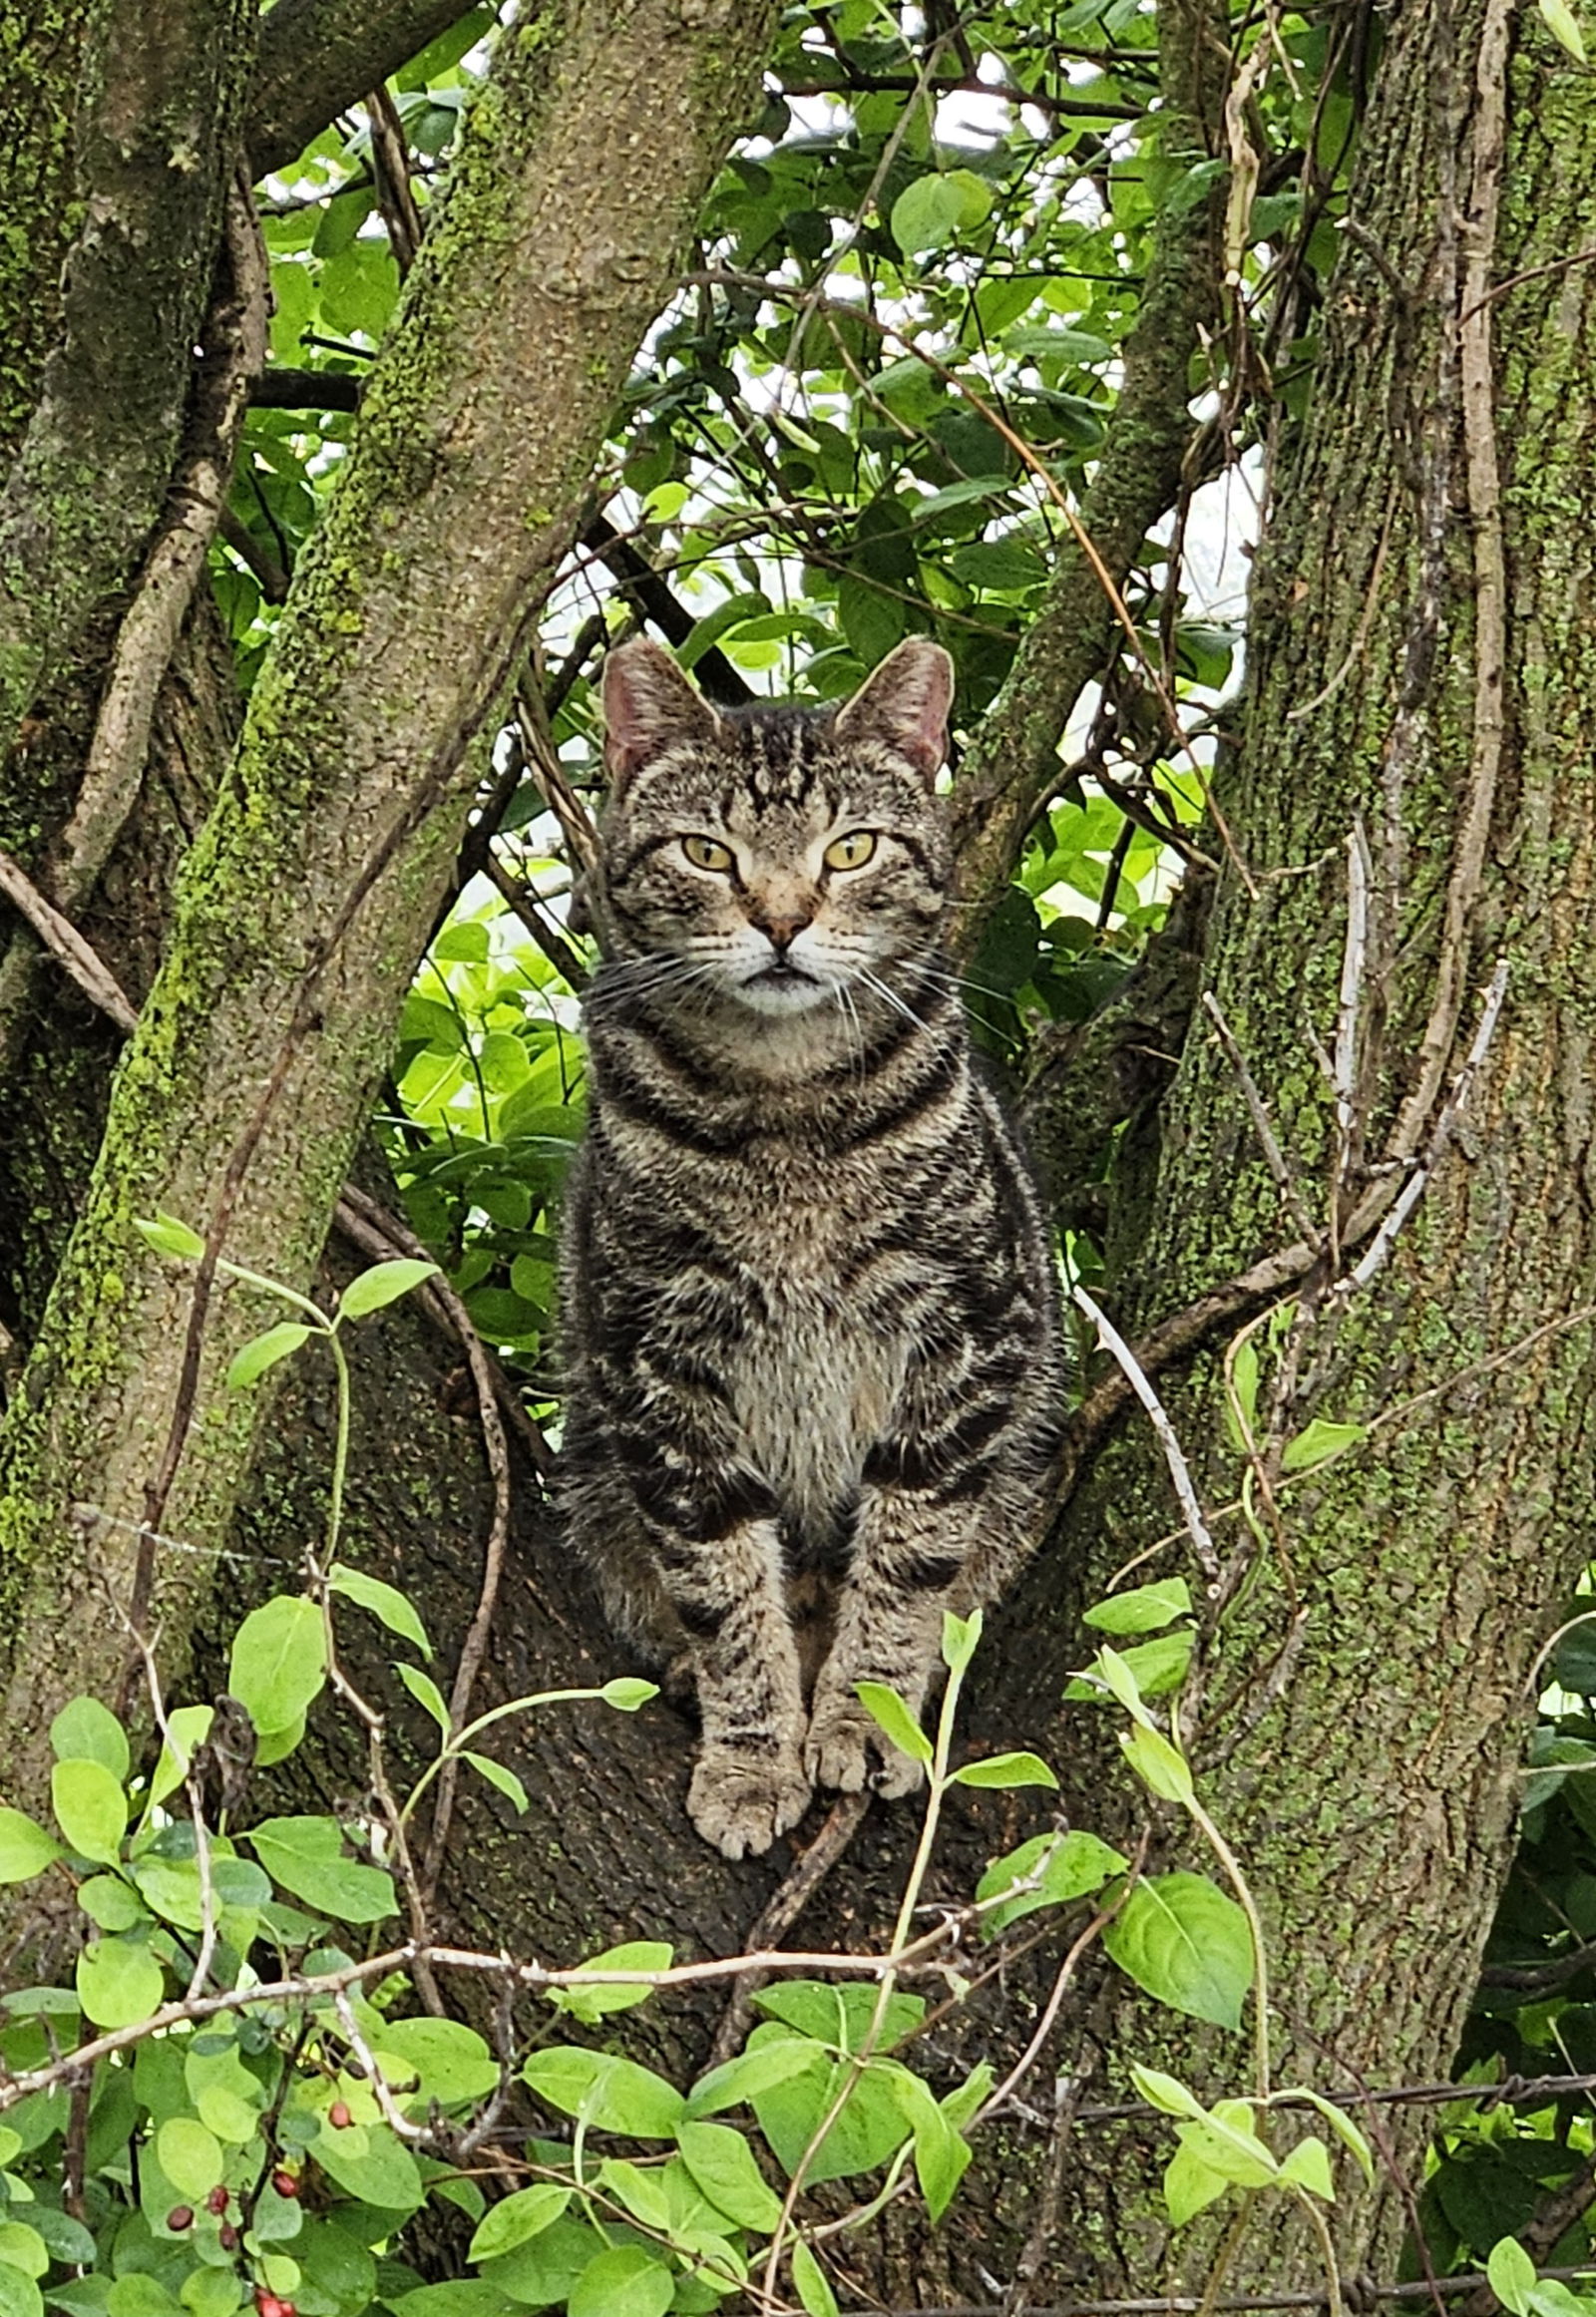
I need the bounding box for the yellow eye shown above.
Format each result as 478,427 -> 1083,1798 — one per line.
824,830 -> 878,871
682,834 -> 733,872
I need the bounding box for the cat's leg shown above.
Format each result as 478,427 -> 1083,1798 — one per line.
803,1486 -> 972,1796
671,1515 -> 811,1858
565,1399 -> 811,1859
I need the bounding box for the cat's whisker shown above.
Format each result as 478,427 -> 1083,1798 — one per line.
857,968 -> 934,1038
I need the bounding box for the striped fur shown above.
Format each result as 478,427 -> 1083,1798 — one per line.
559,636 -> 1065,1858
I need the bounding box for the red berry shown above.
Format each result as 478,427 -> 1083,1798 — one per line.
271,2168 -> 300,2199
327,2099 -> 352,2129
167,2205 -> 194,2232
220,2223 -> 240,2251
206,2183 -> 230,2215
254,2295 -> 294,2317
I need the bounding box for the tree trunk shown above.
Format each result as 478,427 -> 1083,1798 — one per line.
0,0 -> 774,1802
1012,0 -> 1596,2293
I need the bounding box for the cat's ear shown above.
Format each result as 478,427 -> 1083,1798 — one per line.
601,639 -> 720,789
834,637 -> 954,783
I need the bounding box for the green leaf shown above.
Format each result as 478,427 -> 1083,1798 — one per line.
976,1829 -> 1128,1934
145,1704 -> 213,1812
675,2121 -> 783,2230
1102,1873 -> 1254,2030
462,1750 -> 529,1812
78,1873 -> 148,1931
1164,2136 -> 1232,2228
941,1609 -> 982,1674
398,1662 -> 452,1731
1223,1340 -> 1260,1450
523,2047 -> 685,2136
156,2116 -> 224,2201
0,2221 -> 47,2277
854,1683 -> 932,1764
600,1677 -> 658,1712
951,1749 -> 1057,1790
50,1696 -> 131,1779
1275,2089 -> 1375,2183
1537,0 -> 1588,61
135,1214 -> 204,1262
1174,2100 -> 1279,2189
225,1321 -> 313,1387
890,2074 -> 971,2222
1128,2064 -> 1206,2121
568,2246 -> 674,2317
0,2269 -> 43,2317
51,1760 -> 128,1864
1091,1643 -> 1149,1721
547,1940 -> 672,2023
1279,2134 -> 1335,2200
791,2239 -> 839,2317
0,1809 -> 62,1884
889,169 -> 991,254
1488,2236 -> 1538,2317
753,1981 -> 924,2051
1083,1579 -> 1193,1635
1119,1723 -> 1195,1804
337,1258 -> 440,1320
311,2117 -> 426,2214
227,1595 -> 327,1735
1280,1417 -> 1365,1473
686,2034 -> 820,2117
245,1816 -> 397,1922
467,2182 -> 573,2263
328,1564 -> 433,1658
374,2017 -> 500,2105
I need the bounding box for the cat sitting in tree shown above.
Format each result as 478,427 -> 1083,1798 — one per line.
560,635 -> 1064,1858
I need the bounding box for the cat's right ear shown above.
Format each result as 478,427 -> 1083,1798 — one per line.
601,639 -> 720,792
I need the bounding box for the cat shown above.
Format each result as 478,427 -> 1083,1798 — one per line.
558,634 -> 1065,1859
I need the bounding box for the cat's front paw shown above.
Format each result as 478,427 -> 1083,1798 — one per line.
804,1695 -> 926,1801
688,1745 -> 812,1860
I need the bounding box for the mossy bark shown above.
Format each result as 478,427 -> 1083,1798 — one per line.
1005,0 -> 1596,2293
0,0 -> 776,1802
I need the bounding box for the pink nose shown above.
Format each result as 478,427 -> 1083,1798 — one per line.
753,911 -> 811,952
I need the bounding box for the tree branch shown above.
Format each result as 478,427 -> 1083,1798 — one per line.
248,0 -> 482,181
946,0 -> 1229,942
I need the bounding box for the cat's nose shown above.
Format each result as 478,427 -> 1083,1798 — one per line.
752,908 -> 813,954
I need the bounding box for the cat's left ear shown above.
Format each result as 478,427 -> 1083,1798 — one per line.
834,637 -> 955,784
601,638 -> 721,791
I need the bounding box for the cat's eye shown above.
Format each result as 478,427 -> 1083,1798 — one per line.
824,830 -> 878,871
681,834 -> 733,872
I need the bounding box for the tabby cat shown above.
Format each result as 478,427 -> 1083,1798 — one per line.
559,635 -> 1064,1859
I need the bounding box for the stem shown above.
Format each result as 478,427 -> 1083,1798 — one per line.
397,1685 -> 622,1826
1186,1787 -> 1273,2103
215,1256 -> 331,1329
760,1640 -> 973,2305
326,1326 -> 352,1567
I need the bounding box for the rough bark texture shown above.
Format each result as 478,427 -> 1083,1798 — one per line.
1011,0 -> 1596,2294
0,0 -> 257,765
0,0 -> 776,1803
248,0 -> 485,180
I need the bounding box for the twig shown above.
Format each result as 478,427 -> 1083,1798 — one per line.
1071,1284 -> 1220,1582
1338,959 -> 1508,1297
707,1792 -> 873,2068
0,849 -> 138,1031
366,83 -> 424,272
481,851 -> 590,989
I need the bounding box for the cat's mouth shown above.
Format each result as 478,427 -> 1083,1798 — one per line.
733,959 -> 831,1012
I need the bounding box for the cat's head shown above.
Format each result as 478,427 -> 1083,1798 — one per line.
589,635 -> 955,1019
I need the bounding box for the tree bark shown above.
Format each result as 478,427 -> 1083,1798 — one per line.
0,0 -> 775,1804
1010,0 -> 1596,2293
